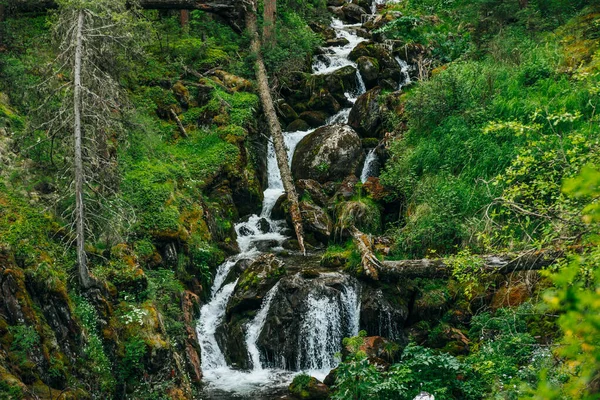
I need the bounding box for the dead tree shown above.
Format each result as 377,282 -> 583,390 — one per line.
41,0 -> 138,288
244,0 -> 306,254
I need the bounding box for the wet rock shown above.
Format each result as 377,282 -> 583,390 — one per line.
349,41 -> 401,88
287,119 -> 312,132
360,285 -> 409,342
299,201 -> 333,244
227,254 -> 286,317
348,87 -> 385,138
326,37 -> 350,47
297,179 -> 329,207
219,255 -> 287,368
299,111 -> 329,128
327,6 -> 345,19
292,124 -> 364,184
257,217 -> 272,234
309,22 -> 337,40
255,239 -> 282,252
342,3 -> 368,23
257,272 -> 361,370
356,27 -> 371,39
327,0 -> 346,6
288,375 -> 329,400
272,194 -> 288,220
357,56 -> 380,89
277,101 -> 299,124
308,89 -> 341,115
309,65 -> 358,105
238,225 -> 254,236
323,368 -> 337,386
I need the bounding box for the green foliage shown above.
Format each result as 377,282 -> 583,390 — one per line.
526,166 -> 600,399
8,325 -> 39,365
72,294 -> 115,394
118,335 -> 147,384
448,250 -> 491,300
333,341 -> 468,400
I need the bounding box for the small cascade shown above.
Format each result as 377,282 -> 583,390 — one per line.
197,279 -> 238,370
395,56 -> 412,90
360,148 -> 378,183
297,277 -> 361,376
246,282 -> 282,370
313,19 -> 367,75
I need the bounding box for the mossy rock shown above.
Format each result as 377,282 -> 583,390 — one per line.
288,374 -> 329,400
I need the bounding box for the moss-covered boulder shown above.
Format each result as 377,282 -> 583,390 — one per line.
348,87 -> 386,138
349,42 -> 401,89
288,374 -> 329,399
292,124 -> 364,184
299,111 -> 329,128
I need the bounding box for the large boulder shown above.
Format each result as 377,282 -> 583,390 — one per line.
348,87 -> 386,138
257,272 -> 361,370
292,124 -> 364,184
342,3 -> 368,23
297,179 -> 329,207
217,254 -> 286,368
357,56 -> 380,89
281,66 -> 358,113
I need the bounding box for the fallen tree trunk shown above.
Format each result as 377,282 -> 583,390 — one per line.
9,0 -> 243,28
378,250 -> 563,281
245,0 -> 306,255
349,226 -> 381,280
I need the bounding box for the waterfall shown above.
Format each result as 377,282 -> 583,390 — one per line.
246,282 -> 281,370
198,11 -> 372,397
297,277 -> 361,376
197,279 -> 238,370
360,148 -> 378,183
395,56 -> 412,90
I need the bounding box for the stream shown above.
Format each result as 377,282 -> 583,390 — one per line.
197,13 -> 387,399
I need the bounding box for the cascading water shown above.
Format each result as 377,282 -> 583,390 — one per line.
296,279 -> 361,377
360,148 -> 378,183
197,12 -> 378,398
246,282 -> 281,370
396,55 -> 412,90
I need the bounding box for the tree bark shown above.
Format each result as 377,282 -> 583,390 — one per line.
245,0 -> 306,255
180,9 -> 190,26
170,109 -> 188,138
350,226 -> 381,280
262,0 -> 276,46
73,10 -> 92,289
377,250 -> 563,281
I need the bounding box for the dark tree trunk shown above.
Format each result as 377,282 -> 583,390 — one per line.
10,0 -> 243,29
